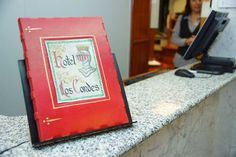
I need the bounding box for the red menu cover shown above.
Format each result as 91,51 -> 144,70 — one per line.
18,17 -> 132,143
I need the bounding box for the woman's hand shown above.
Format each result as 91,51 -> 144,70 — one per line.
185,35 -> 196,46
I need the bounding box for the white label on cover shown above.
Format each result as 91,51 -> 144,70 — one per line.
45,38 -> 105,103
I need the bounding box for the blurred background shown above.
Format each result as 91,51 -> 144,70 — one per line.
1,0 -> 236,116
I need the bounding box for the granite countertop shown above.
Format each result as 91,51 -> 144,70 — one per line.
1,70 -> 236,157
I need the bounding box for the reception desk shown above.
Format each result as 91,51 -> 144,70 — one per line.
1,69 -> 236,157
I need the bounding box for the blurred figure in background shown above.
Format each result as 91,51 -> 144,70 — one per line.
171,0 -> 202,68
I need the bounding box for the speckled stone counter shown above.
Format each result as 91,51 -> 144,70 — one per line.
1,69 -> 236,157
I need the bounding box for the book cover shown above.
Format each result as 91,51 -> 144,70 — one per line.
18,17 -> 132,143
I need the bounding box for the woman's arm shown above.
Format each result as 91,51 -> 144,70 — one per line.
171,15 -> 187,47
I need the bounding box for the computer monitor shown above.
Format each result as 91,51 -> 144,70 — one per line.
183,10 -> 235,74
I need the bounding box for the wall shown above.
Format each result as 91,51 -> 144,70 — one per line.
0,0 -> 131,116
150,0 -> 160,28
208,0 -> 236,59
169,0 -> 186,14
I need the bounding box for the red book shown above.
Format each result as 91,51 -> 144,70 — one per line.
18,17 -> 132,143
